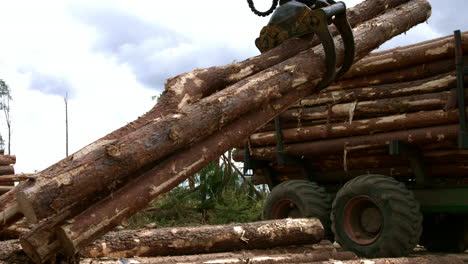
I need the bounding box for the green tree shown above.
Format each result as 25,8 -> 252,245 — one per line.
0,79 -> 11,154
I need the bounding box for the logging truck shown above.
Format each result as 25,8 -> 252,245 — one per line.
236,30 -> 468,258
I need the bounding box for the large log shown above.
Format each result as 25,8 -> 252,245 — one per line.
80,218 -> 324,258
250,108 -> 462,146
0,156 -> 15,166
244,124 -> 458,160
341,31 -> 468,79
300,73 -> 457,107
327,58 -> 455,91
8,0 -> 431,227
24,2 -> 433,259
280,90 -> 457,122
313,256 -> 463,264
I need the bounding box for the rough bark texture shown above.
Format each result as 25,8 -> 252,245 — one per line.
0,166 -> 14,176
280,90 -> 458,122
327,58 -> 455,91
8,0 -> 431,229
0,174 -> 31,184
37,2 -> 433,260
341,32 -> 468,79
249,108 -> 462,146
300,73 -> 457,107
79,218 -> 324,258
243,124 -> 457,159
0,156 -> 15,166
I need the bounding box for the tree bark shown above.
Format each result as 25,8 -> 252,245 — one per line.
79,218 -> 324,258
0,166 -> 14,176
248,108 -> 462,146
326,58 -> 455,91
299,73 -> 457,107
79,250 -> 356,264
341,31 -> 468,79
243,124 -> 458,160
8,0 -> 431,227
280,90 -> 458,122
0,174 -> 31,185
0,156 -> 15,166
41,3 -> 432,259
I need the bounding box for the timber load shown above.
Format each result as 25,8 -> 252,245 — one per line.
234,31 -> 468,187
0,151 -> 16,196
0,0 -> 431,263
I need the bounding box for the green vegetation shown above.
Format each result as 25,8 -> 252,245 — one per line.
128,158 -> 267,228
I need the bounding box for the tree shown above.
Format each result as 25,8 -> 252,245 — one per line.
0,80 -> 11,154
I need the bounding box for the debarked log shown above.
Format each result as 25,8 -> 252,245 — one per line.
299,73 -> 458,107
8,0 -> 431,228
280,90 -> 459,122
0,156 -> 15,166
341,31 -> 468,79
327,58 -> 455,91
242,124 -> 458,159
80,218 -> 324,258
250,108 -> 463,146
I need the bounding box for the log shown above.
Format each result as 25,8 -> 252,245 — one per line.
327,58 -> 455,91
80,218 -> 324,258
312,256 -> 463,264
243,124 -> 458,160
18,2 -> 431,260
0,166 -> 14,176
160,0 -> 414,114
300,73 -> 457,107
249,108 -> 463,146
0,174 -> 32,184
79,250 -> 356,264
0,187 -> 14,196
0,226 -> 28,241
280,90 -> 458,122
341,31 -> 468,79
0,156 -> 15,166
9,0 -> 431,227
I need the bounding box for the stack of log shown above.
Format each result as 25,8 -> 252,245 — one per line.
234,31 -> 468,185
0,0 -> 432,263
0,218 -> 464,264
0,150 -> 16,196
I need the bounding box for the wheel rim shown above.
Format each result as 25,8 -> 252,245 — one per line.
271,199 -> 301,218
343,196 -> 383,245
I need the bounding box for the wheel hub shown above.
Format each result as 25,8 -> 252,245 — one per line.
343,196 -> 383,245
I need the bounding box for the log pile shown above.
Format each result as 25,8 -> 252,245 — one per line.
0,218 -> 464,264
0,151 -> 16,196
0,0 -> 431,263
234,31 -> 468,185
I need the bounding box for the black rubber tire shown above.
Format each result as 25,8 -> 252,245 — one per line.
420,213 -> 468,253
262,180 -> 332,239
331,174 -> 422,258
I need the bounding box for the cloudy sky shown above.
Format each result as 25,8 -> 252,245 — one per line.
0,0 -> 467,173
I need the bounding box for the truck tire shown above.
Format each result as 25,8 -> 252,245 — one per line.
331,174 -> 422,258
262,180 -> 332,239
420,213 -> 468,252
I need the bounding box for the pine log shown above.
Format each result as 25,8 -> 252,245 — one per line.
250,108 -> 463,146
341,31 -> 468,79
0,174 -> 32,184
24,3 -> 433,259
79,250 -> 356,264
280,90 -> 457,122
8,0 -> 431,229
300,73 -> 457,107
0,156 -> 15,166
80,218 -> 324,258
326,58 -> 455,91
0,166 -> 14,176
243,124 -> 457,160
160,0 -> 413,114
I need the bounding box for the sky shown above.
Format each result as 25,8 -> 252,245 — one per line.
0,0 -> 467,173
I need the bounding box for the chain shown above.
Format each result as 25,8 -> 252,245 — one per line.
247,0 -> 279,17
